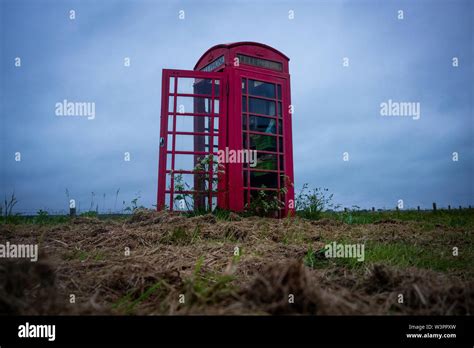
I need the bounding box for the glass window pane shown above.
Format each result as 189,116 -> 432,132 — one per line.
169,77 -> 176,93
172,173 -> 196,191
172,154 -> 207,171
172,173 -> 210,211
211,117 -> 219,133
249,134 -> 277,152
212,175 -> 219,192
203,196 -> 218,211
254,153 -> 277,170
249,97 -> 276,116
200,55 -> 225,72
168,96 -> 175,113
278,102 -> 282,117
279,137 -> 283,153
242,79 -> 247,93
249,115 -> 276,134
204,137 -> 219,152
279,155 -> 284,170
167,134 -> 173,150
172,116 -> 218,133
242,96 -> 247,112
176,96 -> 213,114
175,135 -> 193,151
277,85 -> 282,100
175,134 -> 218,152
237,54 -> 283,72
278,120 -> 283,135
250,172 -> 278,189
177,78 -> 213,95
176,115 -> 197,133
242,114 -> 247,129
173,191 -> 208,211
280,174 -> 287,190
243,133 -> 248,148
248,79 -> 276,98
214,80 -> 220,97
250,190 -> 260,202
204,173 -> 219,191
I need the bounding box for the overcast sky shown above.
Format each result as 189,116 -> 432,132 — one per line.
1,0 -> 472,214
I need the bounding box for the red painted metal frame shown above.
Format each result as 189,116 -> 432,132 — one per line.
231,69 -> 295,217
158,42 -> 295,217
157,69 -> 227,211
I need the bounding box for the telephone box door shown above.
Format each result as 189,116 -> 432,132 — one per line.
157,69 -> 227,211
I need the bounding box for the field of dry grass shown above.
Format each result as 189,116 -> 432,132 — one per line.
1,209 -> 473,315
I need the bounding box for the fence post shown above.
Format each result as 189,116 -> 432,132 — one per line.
432,202 -> 437,212
417,206 -> 420,211
372,207 -> 375,212
448,205 -> 451,210
69,199 -> 76,217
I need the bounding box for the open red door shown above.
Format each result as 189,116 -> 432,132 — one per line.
157,69 -> 227,212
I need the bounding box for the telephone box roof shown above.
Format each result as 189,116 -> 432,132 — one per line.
193,41 -> 290,71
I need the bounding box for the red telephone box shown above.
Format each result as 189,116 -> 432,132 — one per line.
157,42 -> 295,217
